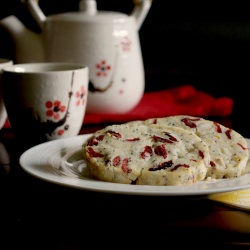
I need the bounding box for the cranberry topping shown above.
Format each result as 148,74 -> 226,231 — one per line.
112,156 -> 121,166
107,130 -> 122,138
121,158 -> 131,173
141,146 -> 153,159
152,135 -> 174,144
154,144 -> 167,159
213,122 -> 222,133
170,164 -> 189,171
126,138 -> 140,142
181,117 -> 200,128
86,147 -> 104,157
149,160 -> 173,171
225,128 -> 232,139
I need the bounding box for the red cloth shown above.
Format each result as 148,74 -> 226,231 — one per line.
3,84 -> 233,128
83,84 -> 234,124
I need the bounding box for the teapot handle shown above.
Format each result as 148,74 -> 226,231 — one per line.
24,0 -> 152,30
131,0 -> 152,30
25,0 -> 46,29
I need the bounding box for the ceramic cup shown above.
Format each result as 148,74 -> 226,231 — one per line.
1,62 -> 88,146
0,58 -> 13,130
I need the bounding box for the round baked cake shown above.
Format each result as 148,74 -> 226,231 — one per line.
82,122 -> 210,185
145,115 -> 249,179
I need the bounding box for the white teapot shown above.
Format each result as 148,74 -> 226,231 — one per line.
0,0 -> 152,114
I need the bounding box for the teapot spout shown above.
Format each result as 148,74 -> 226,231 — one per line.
131,0 -> 152,30
0,15 -> 44,63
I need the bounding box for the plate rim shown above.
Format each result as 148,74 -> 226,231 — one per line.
19,134 -> 250,196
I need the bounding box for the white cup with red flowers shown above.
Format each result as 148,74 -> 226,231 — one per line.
1,62 -> 88,146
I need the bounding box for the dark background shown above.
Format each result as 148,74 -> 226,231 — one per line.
1,0 -> 250,136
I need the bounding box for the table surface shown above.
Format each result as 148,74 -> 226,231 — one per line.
1,118 -> 250,249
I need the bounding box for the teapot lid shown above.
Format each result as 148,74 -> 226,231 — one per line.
47,0 -> 128,23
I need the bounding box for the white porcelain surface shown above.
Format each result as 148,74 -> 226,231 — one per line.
19,135 -> 250,196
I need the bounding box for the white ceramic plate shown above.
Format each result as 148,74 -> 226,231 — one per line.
19,134 -> 250,196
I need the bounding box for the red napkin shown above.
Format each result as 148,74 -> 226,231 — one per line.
83,84 -> 233,124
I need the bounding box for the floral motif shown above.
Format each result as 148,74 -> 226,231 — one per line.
45,100 -> 66,120
76,85 -> 87,106
96,60 -> 111,77
57,124 -> 69,136
121,36 -> 132,52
